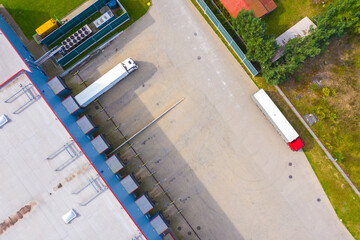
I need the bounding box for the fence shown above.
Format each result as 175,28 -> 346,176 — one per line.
41,0 -> 109,46
195,0 -> 259,76
57,12 -> 130,66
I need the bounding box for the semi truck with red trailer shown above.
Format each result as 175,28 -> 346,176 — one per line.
252,89 -> 304,151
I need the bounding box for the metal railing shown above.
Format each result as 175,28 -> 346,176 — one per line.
4,84 -> 41,114
195,0 -> 259,76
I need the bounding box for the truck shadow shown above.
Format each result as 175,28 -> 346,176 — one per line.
70,62 -> 245,239
86,94 -> 245,240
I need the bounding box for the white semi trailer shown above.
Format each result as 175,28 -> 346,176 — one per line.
75,58 -> 138,108
252,89 -> 304,151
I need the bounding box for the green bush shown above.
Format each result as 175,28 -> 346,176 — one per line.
322,87 -> 330,98
232,10 -> 278,67
329,112 -> 337,123
333,152 -> 345,162
263,0 -> 360,85
315,104 -> 337,123
316,106 -> 326,120
311,83 -> 319,90
331,89 -> 337,96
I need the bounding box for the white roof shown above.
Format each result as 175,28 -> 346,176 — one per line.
62,95 -> 80,114
276,17 -> 316,46
135,194 -> 153,215
76,115 -> 95,134
0,73 -> 141,239
75,62 -> 127,107
120,175 -> 138,194
252,89 -> 299,143
91,135 -> 110,154
47,76 -> 66,95
0,30 -> 30,86
105,154 -> 124,173
150,215 -> 168,235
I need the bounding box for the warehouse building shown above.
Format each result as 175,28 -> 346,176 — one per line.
0,14 -> 164,240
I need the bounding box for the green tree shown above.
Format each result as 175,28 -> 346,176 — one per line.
232,10 -> 266,40
262,63 -> 290,85
233,0 -> 360,85
263,0 -> 360,85
232,10 -> 278,66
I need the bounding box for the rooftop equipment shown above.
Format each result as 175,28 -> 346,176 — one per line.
61,25 -> 92,54
4,84 -> 40,114
0,114 -> 9,128
62,209 -> 78,224
93,10 -> 115,29
108,0 -> 118,9
36,18 -> 59,38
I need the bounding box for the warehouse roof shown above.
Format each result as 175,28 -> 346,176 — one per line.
0,73 -> 142,240
0,29 -> 29,86
0,14 -> 154,240
0,12 -> 162,240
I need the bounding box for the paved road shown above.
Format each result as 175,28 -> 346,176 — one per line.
66,0 -> 354,239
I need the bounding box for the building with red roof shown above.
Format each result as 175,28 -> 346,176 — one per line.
220,0 -> 277,18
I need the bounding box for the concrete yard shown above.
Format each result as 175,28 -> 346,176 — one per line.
0,73 -> 143,240
63,0 -> 353,239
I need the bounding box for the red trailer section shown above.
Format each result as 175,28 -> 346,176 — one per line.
287,137 -> 305,151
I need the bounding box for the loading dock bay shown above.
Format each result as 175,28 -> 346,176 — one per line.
62,1 -> 352,239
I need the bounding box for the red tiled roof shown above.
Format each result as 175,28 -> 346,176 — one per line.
259,0 -> 277,13
219,0 -> 277,18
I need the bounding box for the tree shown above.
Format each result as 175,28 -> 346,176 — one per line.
232,10 -> 278,66
246,37 -> 278,65
232,10 -> 266,40
316,0 -> 360,35
262,63 -> 293,85
233,0 -> 360,85
263,0 -> 360,85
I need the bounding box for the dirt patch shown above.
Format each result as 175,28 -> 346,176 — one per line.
0,201 -> 37,235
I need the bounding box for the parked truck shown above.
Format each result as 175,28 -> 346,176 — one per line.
74,58 -> 138,108
252,89 -> 304,151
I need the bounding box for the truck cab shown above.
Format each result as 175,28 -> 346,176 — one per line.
122,57 -> 138,73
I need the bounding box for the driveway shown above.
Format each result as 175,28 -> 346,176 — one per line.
65,0 -> 353,239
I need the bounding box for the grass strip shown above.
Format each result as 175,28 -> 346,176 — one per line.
0,0 -> 86,38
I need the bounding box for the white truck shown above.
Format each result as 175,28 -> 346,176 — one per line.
252,89 -> 304,151
75,58 -> 138,108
